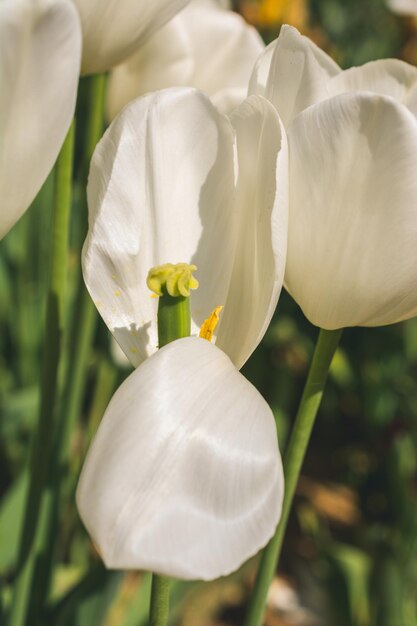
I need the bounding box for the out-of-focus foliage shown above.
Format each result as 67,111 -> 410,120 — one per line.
1,1 -> 417,625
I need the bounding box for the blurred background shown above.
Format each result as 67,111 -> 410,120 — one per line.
1,0 -> 417,625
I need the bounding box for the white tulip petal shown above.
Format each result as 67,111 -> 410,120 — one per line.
405,82 -> 417,117
83,88 -> 237,366
328,59 -> 417,104
248,40 -> 276,98
0,0 -> 81,239
77,337 -> 283,580
286,92 -> 417,328
387,0 -> 417,15
107,16 -> 193,121
178,4 -> 263,101
73,0 -> 190,74
249,25 -> 340,127
107,2 -> 264,120
211,87 -> 249,115
215,96 -> 288,369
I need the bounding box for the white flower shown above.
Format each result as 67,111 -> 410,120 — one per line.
78,87 -> 287,578
250,25 -> 417,329
0,0 -> 81,239
77,336 -> 284,580
72,0 -> 191,74
106,0 -> 264,119
83,87 -> 288,369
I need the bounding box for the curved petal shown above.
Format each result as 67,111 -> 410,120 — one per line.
249,25 -> 340,127
328,59 -> 417,104
0,0 -> 81,239
211,87 -> 249,115
83,88 -> 237,366
107,2 -> 264,120
179,4 -> 264,101
107,15 -> 193,121
406,82 -> 417,117
215,95 -> 288,369
387,0 -> 417,15
248,40 -> 276,98
286,92 -> 417,329
74,0 -> 191,74
76,337 -> 283,580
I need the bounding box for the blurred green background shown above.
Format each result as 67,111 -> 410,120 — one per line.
1,0 -> 417,625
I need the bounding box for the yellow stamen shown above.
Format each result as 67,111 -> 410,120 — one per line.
199,306 -> 223,342
147,263 -> 199,297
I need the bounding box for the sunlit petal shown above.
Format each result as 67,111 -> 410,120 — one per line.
215,95 -> 288,368
83,88 -> 237,366
249,24 -> 340,127
107,1 -> 264,119
248,40 -> 276,98
77,337 -> 283,580
0,0 -> 81,239
286,93 -> 417,328
73,0 -> 190,74
107,16 -> 193,121
328,58 -> 417,103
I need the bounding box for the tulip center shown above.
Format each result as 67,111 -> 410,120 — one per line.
147,263 -> 198,348
147,263 -> 222,347
147,262 -> 199,298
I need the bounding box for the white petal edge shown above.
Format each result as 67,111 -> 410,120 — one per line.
83,87 -> 237,366
215,95 -> 288,369
106,1 -> 264,120
328,58 -> 417,105
177,3 -> 264,104
76,336 -> 283,580
106,13 -> 193,121
249,25 -> 340,127
286,92 -> 417,328
73,0 -> 191,74
248,39 -> 276,98
0,0 -> 81,239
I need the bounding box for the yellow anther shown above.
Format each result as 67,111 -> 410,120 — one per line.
147,263 -> 199,298
199,306 -> 223,342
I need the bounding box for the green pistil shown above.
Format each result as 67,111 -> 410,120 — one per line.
147,263 -> 198,349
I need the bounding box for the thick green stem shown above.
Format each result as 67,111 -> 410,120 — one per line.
24,74 -> 108,626
85,74 -> 107,170
244,328 -> 343,626
157,293 -> 191,348
8,122 -> 75,626
149,575 -> 170,626
147,283 -> 194,626
60,73 -> 107,448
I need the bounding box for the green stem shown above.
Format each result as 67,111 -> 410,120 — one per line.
8,122 -> 75,626
157,293 -> 191,348
84,73 -> 107,173
146,283 -> 194,626
244,327 -> 343,626
23,74 -> 108,626
60,73 -> 107,451
149,576 -> 170,626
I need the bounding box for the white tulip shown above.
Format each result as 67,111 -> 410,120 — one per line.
250,25 -> 417,329
83,87 -> 288,369
77,336 -> 284,580
0,0 -> 81,239
106,0 -> 264,119
387,0 -> 417,15
72,0 -> 191,75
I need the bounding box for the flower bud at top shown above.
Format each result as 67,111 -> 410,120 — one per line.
147,263 -> 199,298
